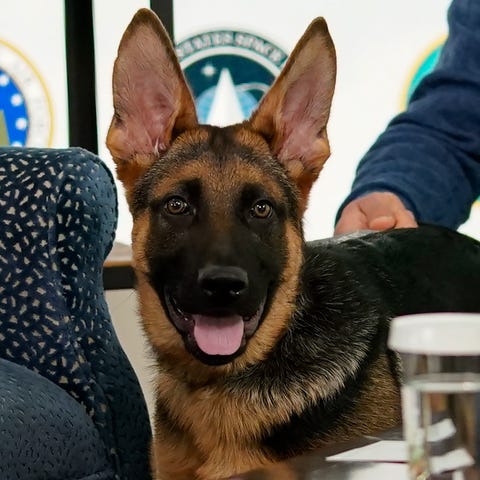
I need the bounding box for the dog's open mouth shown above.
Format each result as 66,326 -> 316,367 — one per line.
164,289 -> 265,364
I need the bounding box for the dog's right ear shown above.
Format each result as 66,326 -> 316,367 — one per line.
248,18 -> 336,212
107,9 -> 198,196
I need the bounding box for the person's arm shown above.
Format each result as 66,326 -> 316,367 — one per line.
335,0 -> 480,234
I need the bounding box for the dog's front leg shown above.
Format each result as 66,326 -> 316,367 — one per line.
151,434 -> 204,480
195,447 -> 275,480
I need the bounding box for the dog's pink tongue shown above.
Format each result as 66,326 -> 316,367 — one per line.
193,314 -> 244,356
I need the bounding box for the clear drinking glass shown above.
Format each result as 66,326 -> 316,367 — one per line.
388,313 -> 480,480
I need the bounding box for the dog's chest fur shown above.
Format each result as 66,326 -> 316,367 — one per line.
151,337 -> 401,479
148,241 -> 405,479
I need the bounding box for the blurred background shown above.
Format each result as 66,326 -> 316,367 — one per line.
2,0 -> 472,416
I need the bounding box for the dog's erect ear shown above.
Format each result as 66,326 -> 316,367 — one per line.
249,18 -> 336,208
107,8 -> 198,194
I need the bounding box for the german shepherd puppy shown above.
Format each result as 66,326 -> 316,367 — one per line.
107,9 -> 480,480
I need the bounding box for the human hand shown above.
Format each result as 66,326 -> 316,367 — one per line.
334,192 -> 418,235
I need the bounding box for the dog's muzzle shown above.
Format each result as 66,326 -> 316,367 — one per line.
163,265 -> 266,364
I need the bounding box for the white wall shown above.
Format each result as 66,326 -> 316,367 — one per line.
6,1 -> 472,241
91,0 -> 476,243
4,1 -> 476,240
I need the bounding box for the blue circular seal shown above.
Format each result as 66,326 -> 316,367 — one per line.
0,39 -> 52,147
406,45 -> 443,102
403,39 -> 444,107
0,69 -> 29,146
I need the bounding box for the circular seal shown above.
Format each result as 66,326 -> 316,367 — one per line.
0,38 -> 53,147
176,30 -> 288,125
401,37 -> 445,108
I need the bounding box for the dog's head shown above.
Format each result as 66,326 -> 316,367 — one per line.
107,9 -> 335,372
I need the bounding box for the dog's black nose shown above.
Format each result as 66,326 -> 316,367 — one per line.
198,265 -> 248,301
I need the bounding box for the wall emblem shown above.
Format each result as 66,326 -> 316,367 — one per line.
0,39 -> 53,147
176,30 -> 288,126
402,38 -> 445,107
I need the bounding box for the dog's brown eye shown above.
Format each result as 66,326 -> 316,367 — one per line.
250,201 -> 273,219
165,197 -> 190,215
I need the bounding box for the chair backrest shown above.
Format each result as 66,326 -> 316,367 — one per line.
0,147 -> 151,479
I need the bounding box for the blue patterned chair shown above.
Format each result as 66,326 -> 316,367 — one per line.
0,147 -> 152,480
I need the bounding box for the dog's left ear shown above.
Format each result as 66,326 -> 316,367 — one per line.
249,18 -> 336,207
107,9 -> 198,197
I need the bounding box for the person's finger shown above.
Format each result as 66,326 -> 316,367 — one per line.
368,207 -> 417,230
368,215 -> 397,231
392,208 -> 418,228
357,192 -> 403,220
334,203 -> 369,234
335,192 -> 418,234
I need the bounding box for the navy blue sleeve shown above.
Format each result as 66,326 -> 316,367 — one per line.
337,0 -> 480,229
